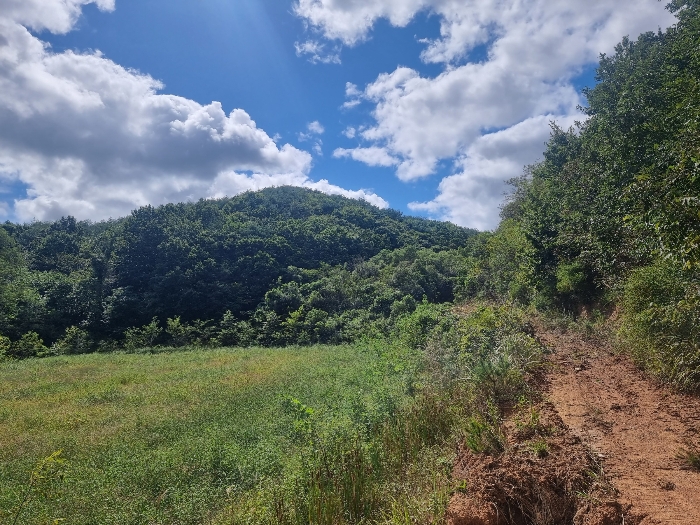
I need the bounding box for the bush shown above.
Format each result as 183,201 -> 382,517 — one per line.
0,334 -> 10,360
457,304 -> 542,404
394,300 -> 454,350
9,331 -> 49,359
164,316 -> 215,347
124,317 -> 162,351
619,259 -> 700,391
52,326 -> 92,355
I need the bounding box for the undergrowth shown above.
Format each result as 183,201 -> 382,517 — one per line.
619,259 -> 700,392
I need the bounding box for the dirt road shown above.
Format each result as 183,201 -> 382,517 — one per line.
541,326 -> 700,524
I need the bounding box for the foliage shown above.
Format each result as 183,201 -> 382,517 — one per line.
1,187 -> 475,354
123,317 -> 162,351
619,259 -> 700,391
0,334 -> 10,360
52,326 -> 92,355
0,295 -> 542,525
464,411 -> 505,455
8,332 -> 49,359
471,3 -> 700,389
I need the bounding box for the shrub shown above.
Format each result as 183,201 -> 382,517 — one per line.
555,261 -> 587,295
9,332 -> 49,359
52,326 -> 92,355
123,317 -> 162,351
464,411 -> 505,455
0,334 -> 10,360
619,258 -> 700,391
164,316 -> 215,347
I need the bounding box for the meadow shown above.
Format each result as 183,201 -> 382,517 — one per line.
0,302 -> 542,524
0,343 -> 453,525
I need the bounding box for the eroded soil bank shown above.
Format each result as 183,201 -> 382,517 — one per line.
447,321 -> 700,525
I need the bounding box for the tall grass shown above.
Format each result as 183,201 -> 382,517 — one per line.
0,346 -> 417,524
1,302 -> 543,525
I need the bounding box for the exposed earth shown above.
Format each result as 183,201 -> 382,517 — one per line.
447,319 -> 700,525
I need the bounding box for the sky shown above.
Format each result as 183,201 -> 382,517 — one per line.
0,0 -> 676,230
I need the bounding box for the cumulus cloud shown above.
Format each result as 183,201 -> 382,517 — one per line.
334,147 -> 397,168
0,2 -> 384,221
409,115 -> 579,230
295,0 -> 675,228
295,0 -> 425,45
1,0 -> 115,34
294,39 -> 341,64
209,170 -> 388,209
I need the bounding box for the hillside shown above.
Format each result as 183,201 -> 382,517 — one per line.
0,187 -> 476,355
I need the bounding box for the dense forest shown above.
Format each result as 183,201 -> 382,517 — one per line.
0,187 -> 476,355
469,0 -> 700,390
2,0 -> 700,390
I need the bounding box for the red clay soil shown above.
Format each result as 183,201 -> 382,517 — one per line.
540,324 -> 700,525
446,320 -> 700,525
447,402 -> 616,525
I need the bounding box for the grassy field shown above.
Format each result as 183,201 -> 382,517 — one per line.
1,304 -> 542,525
0,344 -> 431,525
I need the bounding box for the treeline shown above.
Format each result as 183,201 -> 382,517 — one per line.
0,187 -> 475,356
464,0 -> 700,390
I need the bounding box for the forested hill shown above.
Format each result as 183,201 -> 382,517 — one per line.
0,187 -> 476,353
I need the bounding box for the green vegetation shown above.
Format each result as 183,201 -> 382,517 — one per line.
461,1 -> 700,391
0,302 -> 542,525
0,187 -> 474,353
0,345 -> 415,524
3,3 -> 700,522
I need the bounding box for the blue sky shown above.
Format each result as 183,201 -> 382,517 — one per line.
0,0 -> 675,229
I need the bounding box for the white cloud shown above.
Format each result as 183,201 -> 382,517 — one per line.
298,121 -> 325,146
209,171 -> 388,209
343,127 -> 356,139
409,115 -> 578,230
296,0 -> 675,228
334,147 -> 398,168
0,2 -> 384,221
345,82 -> 361,97
294,40 -> 341,64
342,82 -> 363,109
0,0 -> 115,34
294,0 -> 426,46
307,120 -> 325,134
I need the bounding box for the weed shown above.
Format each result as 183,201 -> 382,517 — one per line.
514,399 -> 543,439
529,439 -> 549,458
464,415 -> 505,455
676,446 -> 700,471
11,451 -> 67,525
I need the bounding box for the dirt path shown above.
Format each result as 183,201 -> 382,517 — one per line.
539,325 -> 700,524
